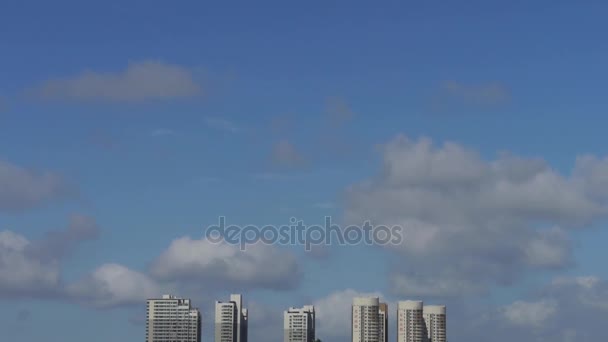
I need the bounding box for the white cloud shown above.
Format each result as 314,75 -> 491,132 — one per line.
150,237 -> 301,290
30,60 -> 202,102
0,216 -> 98,297
0,159 -> 72,212
345,135 -> 608,297
523,227 -> 571,268
574,155 -> 608,199
0,230 -> 60,296
502,300 -> 557,327
67,263 -> 162,308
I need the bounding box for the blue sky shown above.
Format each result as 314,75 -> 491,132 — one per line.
2,1 -> 608,341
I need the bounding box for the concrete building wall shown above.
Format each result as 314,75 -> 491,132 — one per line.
379,303 -> 388,342
423,306 -> 446,342
215,294 -> 248,342
352,297 -> 380,342
146,295 -> 201,342
284,305 -> 315,342
397,301 -> 424,342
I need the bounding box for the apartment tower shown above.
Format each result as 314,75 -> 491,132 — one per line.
284,305 -> 315,342
215,294 -> 248,342
352,297 -> 380,342
146,294 -> 201,342
397,301 -> 424,342
379,303 -> 388,342
423,305 -> 446,342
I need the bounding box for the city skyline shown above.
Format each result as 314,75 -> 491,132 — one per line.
3,2 -> 608,342
145,294 -> 445,342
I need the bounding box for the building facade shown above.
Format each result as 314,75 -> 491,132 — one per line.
379,303 -> 388,342
284,305 -> 315,342
423,306 -> 446,342
397,301 -> 424,342
215,294 -> 248,342
146,294 -> 201,342
352,297 -> 380,342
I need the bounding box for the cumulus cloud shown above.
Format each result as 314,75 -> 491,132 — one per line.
67,263 -> 162,308
0,230 -> 61,297
29,60 -> 203,102
150,237 -> 301,290
523,227 -> 571,268
574,155 -> 608,199
345,135 -> 608,297
0,159 -> 73,212
0,215 -> 98,297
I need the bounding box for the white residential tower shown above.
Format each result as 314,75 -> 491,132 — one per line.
284,305 -> 315,342
352,297 -> 380,342
397,301 -> 424,342
215,294 -> 248,342
379,303 -> 388,342
423,305 -> 446,342
146,294 -> 201,342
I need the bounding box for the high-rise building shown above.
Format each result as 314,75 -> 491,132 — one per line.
379,303 -> 388,342
284,305 -> 315,342
146,294 -> 201,342
241,308 -> 248,342
397,301 -> 424,342
423,306 -> 446,342
352,297 -> 380,342
215,294 -> 248,342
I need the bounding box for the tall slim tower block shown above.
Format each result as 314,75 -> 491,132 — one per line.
215,294 -> 248,342
397,301 -> 424,342
146,294 -> 201,342
352,297 -> 380,342
284,305 -> 315,342
379,303 -> 388,342
423,305 -> 446,342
